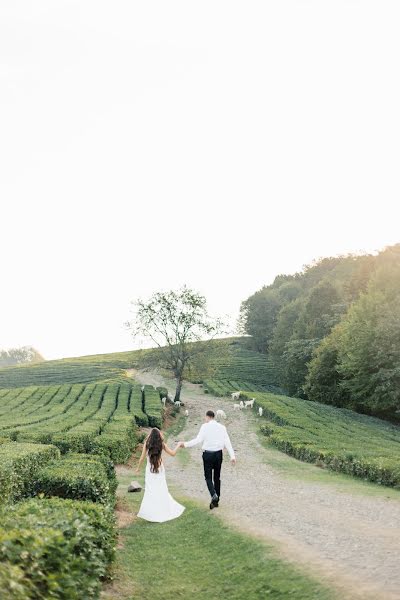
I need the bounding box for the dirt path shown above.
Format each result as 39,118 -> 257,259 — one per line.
132,370 -> 400,600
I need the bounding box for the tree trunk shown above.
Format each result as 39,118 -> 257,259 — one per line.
174,377 -> 183,402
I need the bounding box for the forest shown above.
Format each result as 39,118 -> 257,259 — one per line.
240,244 -> 400,421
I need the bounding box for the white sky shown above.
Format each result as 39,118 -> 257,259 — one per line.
1,1 -> 399,359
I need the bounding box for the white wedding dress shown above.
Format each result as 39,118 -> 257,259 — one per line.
137,456 -> 185,523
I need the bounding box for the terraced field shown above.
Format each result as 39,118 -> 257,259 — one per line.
0,381 -> 163,462
0,349 -> 144,388
241,391 -> 400,488
203,378 -> 282,397
212,345 -> 279,386
0,362 -> 166,598
0,337 -> 281,398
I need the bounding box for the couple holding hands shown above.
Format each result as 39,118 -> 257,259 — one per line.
136,409 -> 236,522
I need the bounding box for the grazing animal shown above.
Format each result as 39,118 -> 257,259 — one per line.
141,385 -> 145,392
258,407 -> 263,417
231,391 -> 241,401
244,399 -> 255,409
233,403 -> 241,411
216,409 -> 226,420
185,409 -> 189,417
239,400 -> 244,409
161,397 -> 167,407
174,401 -> 181,407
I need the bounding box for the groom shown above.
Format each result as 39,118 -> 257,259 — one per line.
178,410 -> 236,509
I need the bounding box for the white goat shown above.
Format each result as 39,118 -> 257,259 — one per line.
258,407 -> 263,417
233,403 -> 241,411
239,400 -> 244,409
161,397 -> 167,407
174,400 -> 181,407
185,409 -> 189,417
216,409 -> 226,420
244,398 -> 255,409
231,391 -> 241,401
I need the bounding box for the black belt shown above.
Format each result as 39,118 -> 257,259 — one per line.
203,449 -> 223,453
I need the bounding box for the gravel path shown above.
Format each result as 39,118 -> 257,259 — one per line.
134,371 -> 400,600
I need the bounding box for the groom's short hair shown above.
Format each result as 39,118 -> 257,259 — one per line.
206,410 -> 215,418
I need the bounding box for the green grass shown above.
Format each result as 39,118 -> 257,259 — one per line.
244,392 -> 400,488
255,427 -> 400,500
103,472 -> 334,600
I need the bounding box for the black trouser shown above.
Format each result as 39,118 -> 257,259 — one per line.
202,450 -> 223,499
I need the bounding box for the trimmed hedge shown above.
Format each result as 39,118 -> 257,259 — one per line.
33,453 -> 116,505
0,497 -> 116,599
143,386 -> 163,428
156,386 -> 169,400
92,416 -> 137,463
245,392 -> 400,488
0,442 -> 60,504
0,563 -> 33,599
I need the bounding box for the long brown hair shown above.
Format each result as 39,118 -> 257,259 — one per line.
146,428 -> 164,473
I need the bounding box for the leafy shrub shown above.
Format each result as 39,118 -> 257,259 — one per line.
156,386 -> 168,399
143,386 -> 163,428
249,391 -> 400,488
92,416 -> 138,463
0,563 -> 34,599
33,453 -> 116,505
0,497 -> 116,599
0,442 -> 60,504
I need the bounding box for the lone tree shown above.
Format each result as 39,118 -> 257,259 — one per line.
127,287 -> 225,402
0,346 -> 43,367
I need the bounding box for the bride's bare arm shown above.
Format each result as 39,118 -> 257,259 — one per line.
135,438 -> 148,473
163,442 -> 179,457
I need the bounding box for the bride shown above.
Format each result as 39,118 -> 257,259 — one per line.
135,427 -> 185,523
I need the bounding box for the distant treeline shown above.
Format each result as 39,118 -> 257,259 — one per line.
240,244 -> 400,421
0,346 -> 43,368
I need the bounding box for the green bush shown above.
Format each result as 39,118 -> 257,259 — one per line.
0,442 -> 60,504
143,386 -> 163,428
0,497 -> 116,599
249,391 -> 400,488
0,563 -> 34,599
33,453 -> 116,505
64,452 -> 117,489
92,416 -> 138,463
156,386 -> 168,399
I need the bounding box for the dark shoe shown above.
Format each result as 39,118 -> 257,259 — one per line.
210,495 -> 219,509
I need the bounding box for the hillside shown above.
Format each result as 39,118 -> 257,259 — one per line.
240,243 -> 400,421
0,337 -> 280,392
246,391 -> 400,487
0,349 -> 145,388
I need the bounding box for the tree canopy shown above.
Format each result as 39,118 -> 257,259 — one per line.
0,346 -> 43,368
127,286 -> 225,401
240,244 -> 400,421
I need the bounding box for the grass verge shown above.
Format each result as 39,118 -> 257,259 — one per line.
102,470 -> 334,600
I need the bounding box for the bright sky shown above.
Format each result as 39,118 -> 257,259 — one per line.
1,2 -> 399,360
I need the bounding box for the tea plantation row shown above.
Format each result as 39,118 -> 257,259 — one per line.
0,379 -> 166,598
239,392 -> 400,488
0,443 -> 118,598
0,350 -> 142,388
0,381 -> 163,461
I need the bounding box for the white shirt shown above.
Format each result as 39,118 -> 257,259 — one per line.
184,420 -> 235,460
